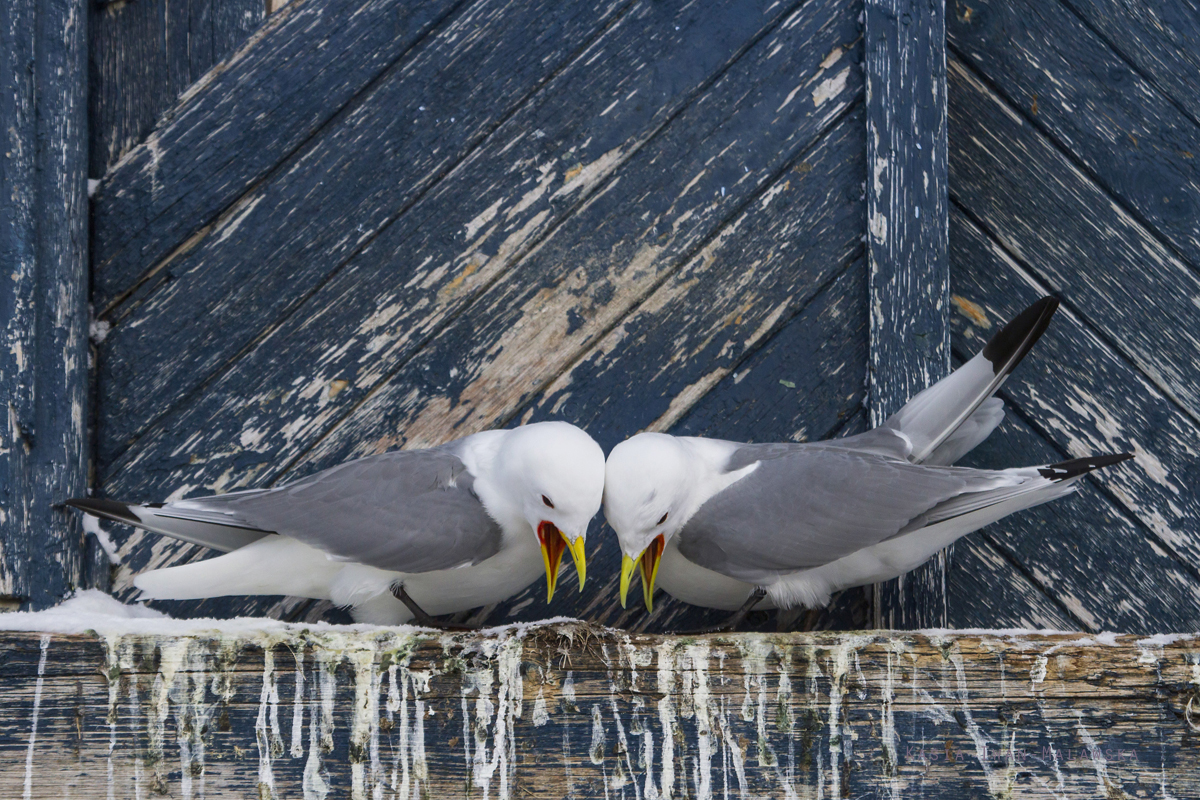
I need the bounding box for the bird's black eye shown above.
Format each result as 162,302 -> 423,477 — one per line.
657,512 -> 669,525
542,495 -> 555,509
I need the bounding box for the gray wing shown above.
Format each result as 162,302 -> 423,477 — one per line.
679,444 -> 1004,583
182,447 -> 503,573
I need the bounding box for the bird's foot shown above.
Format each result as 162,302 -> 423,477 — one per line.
674,587 -> 767,635
391,585 -> 479,631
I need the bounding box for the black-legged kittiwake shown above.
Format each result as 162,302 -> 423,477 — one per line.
68,421 -> 605,626
603,297 -> 1133,629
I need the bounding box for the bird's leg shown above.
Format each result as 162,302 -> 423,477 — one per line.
390,584 -> 479,631
680,587 -> 768,634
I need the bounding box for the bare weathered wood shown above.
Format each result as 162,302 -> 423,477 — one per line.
947,0 -> 1200,274
864,0 -> 951,629
0,0 -> 89,607
99,0 -> 862,622
948,55 -> 1200,581
89,0 -> 266,174
0,625 -> 1197,798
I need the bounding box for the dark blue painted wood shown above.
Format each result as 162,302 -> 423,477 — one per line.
948,0 -> 1200,275
1060,0 -> 1200,129
90,0 -> 465,298
948,55 -> 1200,572
865,0 -> 951,629
94,0 -> 676,466
0,0 -> 90,608
945,207 -> 1200,632
98,0 -> 863,623
89,0 -> 266,175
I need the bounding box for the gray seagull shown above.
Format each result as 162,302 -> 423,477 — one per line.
67,421 -> 605,626
604,298 -> 1132,629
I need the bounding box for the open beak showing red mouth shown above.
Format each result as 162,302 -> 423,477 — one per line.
537,521 -> 571,603
620,534 -> 666,611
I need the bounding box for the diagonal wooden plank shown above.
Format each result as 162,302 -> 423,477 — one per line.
0,0 -> 90,607
101,0 -> 859,496
285,6 -> 861,470
91,0 -> 472,302
946,206 -> 1200,593
865,0 -> 951,629
96,0 -> 864,618
522,110 -> 868,453
89,0 -> 266,174
1060,0 -> 1200,128
95,0 -> 788,468
948,0 -> 1200,272
949,57 -> 1200,426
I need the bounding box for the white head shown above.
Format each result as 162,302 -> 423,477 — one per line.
603,432 -> 695,610
492,421 -> 606,601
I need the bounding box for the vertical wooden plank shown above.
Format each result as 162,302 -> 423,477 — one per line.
0,0 -> 90,606
864,0 -> 950,628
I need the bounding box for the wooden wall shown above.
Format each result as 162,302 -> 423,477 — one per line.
87,0 -> 877,632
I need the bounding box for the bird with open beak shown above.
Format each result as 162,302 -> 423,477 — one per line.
66,421 -> 605,626
605,298 -> 1133,630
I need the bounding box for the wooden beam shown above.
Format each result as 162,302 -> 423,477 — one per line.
0,0 -> 90,607
865,0 -> 950,629
0,625 -> 1196,797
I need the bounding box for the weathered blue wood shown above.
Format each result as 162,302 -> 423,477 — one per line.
88,0 -> 266,174
948,55 -> 1200,458
864,0 -> 951,629
94,0 -> 639,465
90,0 -> 465,299
1061,0 -> 1200,127
948,0 -> 1200,274
4,628 -> 1196,798
0,0 -> 90,609
944,207 -> 1200,629
98,0 -> 863,622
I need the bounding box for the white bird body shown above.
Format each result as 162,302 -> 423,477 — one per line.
604,298 -> 1134,619
70,421 -> 605,625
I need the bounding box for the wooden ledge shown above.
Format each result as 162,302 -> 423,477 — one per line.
0,623 -> 1197,798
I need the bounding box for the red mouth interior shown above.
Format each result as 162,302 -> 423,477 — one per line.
640,533 -> 665,583
538,521 -> 566,568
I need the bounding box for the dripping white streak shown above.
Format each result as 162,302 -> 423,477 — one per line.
22,635 -> 50,800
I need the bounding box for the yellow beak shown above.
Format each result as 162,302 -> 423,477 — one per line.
619,534 -> 665,611
619,554 -> 638,608
565,535 -> 587,590
537,521 -> 567,603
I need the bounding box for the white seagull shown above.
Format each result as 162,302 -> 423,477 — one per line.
68,421 -> 605,626
604,298 -> 1133,629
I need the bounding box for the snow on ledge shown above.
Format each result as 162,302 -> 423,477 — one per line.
0,590 -> 582,639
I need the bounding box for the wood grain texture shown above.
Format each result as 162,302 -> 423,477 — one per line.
945,207 -> 1200,630
1060,0 -> 1200,127
1,625 -> 1197,798
865,0 -> 951,630
89,0 -> 266,175
947,0 -> 1200,273
94,0 -> 749,466
91,0 -> 463,301
0,0 -> 90,607
948,56 -> 1200,432
99,0 -> 865,623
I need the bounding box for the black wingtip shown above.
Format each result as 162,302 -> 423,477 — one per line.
1037,452 -> 1135,481
981,296 -> 1060,376
64,498 -> 141,526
